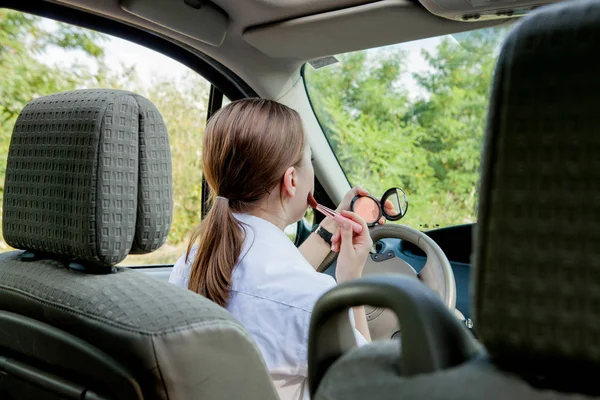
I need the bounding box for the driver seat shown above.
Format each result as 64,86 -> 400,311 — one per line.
0,89 -> 278,399
311,0 -> 600,398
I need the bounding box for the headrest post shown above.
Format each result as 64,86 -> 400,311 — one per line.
19,251 -> 46,262
67,261 -> 118,275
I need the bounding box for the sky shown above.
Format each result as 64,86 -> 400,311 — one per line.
41,25 -> 194,90
382,36 -> 441,99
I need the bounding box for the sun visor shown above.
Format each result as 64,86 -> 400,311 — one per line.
120,0 -> 229,46
418,0 -> 562,21
243,0 -> 502,60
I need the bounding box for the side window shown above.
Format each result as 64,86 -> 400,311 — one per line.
285,223 -> 300,242
285,208 -> 315,243
0,10 -> 211,265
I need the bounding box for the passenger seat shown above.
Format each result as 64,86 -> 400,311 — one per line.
0,89 -> 278,400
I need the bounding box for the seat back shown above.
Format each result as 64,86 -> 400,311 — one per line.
0,89 -> 278,400
474,0 -> 600,390
313,0 -> 600,398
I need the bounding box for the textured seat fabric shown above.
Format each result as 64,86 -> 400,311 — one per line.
0,89 -> 278,400
474,0 -> 600,371
0,252 -> 278,400
3,89 -> 173,266
314,1 -> 600,398
317,342 -> 591,400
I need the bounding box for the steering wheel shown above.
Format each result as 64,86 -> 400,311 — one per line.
317,223 -> 456,341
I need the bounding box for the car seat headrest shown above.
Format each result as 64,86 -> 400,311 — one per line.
2,89 -> 173,269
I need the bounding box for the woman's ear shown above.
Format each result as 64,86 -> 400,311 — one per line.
282,166 -> 297,199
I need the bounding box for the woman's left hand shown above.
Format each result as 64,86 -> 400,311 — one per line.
335,185 -> 370,213
333,210 -> 373,282
320,186 -> 370,234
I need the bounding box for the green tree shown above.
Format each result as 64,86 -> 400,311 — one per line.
405,28 -> 509,226
306,49 -> 432,199
305,25 -> 512,229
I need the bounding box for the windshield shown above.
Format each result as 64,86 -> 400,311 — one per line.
305,25 -> 514,230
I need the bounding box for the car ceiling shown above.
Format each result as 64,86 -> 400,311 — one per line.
42,0 -> 504,99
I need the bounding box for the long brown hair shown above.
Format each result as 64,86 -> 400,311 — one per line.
187,98 -> 305,307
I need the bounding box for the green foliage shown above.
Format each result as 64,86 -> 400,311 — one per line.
305,26 -> 512,229
51,22 -> 105,57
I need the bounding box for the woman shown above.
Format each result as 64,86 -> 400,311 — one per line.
169,98 -> 373,400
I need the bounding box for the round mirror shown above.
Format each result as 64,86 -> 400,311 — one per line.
351,195 -> 381,225
382,188 -> 408,221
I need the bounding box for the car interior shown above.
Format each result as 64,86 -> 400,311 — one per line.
0,0 -> 598,398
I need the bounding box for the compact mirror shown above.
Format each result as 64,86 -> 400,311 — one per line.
381,187 -> 408,221
350,187 -> 409,226
352,195 -> 382,225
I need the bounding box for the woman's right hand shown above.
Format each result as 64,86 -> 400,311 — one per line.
332,210 -> 373,283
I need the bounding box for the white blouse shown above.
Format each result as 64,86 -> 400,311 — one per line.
169,212 -> 367,400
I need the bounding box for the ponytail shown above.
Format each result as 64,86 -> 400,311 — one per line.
186,196 -> 244,307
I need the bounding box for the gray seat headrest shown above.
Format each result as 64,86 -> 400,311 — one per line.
2,89 -> 173,267
474,0 -> 600,371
